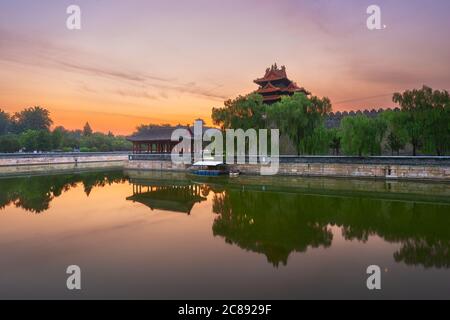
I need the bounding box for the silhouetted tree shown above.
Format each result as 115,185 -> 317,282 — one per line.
12,106 -> 53,133
0,109 -> 12,135
83,122 -> 93,136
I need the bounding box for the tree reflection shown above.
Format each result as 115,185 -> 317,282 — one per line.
0,171 -> 126,213
212,191 -> 333,266
2,171 -> 450,269
211,187 -> 450,269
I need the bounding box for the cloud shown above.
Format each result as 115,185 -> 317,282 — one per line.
58,61 -> 149,82
0,28 -> 228,101
348,60 -> 450,89
114,89 -> 159,100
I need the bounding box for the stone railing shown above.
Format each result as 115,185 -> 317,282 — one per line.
127,154 -> 450,166
128,153 -> 173,161
0,152 -> 130,159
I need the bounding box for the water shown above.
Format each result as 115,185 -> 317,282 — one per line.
1,169 -> 450,299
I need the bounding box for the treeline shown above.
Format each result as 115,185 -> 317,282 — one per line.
212,85 -> 450,156
0,106 -> 132,153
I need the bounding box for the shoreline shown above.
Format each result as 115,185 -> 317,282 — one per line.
125,155 -> 450,182
0,153 -> 449,182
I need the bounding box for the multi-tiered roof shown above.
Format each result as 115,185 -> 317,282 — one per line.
254,64 -> 310,104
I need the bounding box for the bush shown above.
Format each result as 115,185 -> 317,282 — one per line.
19,130 -> 52,152
0,134 -> 21,153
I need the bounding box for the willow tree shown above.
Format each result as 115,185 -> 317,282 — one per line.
211,93 -> 266,131
393,86 -> 450,156
267,93 -> 331,155
340,115 -> 387,156
381,110 -> 408,156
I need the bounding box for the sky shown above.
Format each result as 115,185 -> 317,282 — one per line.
1,0 -> 449,134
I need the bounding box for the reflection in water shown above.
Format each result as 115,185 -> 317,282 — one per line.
212,191 -> 333,267
1,171 -> 450,270
211,188 -> 450,269
0,171 -> 126,213
126,181 -> 207,214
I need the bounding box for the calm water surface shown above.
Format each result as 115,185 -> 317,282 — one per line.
1,170 -> 450,299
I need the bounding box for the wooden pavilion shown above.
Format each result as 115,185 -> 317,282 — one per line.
127,121 -> 220,154
127,125 -> 192,154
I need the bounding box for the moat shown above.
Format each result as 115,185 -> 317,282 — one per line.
1,170 -> 450,299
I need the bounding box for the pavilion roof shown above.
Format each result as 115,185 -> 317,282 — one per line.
286,82 -> 310,95
256,82 -> 282,94
127,125 -> 220,143
261,94 -> 283,102
127,126 -> 189,142
254,64 -> 289,84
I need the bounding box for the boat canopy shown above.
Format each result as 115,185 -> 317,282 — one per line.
193,161 -> 224,167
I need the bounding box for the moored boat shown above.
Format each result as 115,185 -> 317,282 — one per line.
190,161 -> 229,176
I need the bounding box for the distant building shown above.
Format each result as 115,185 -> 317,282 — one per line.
254,63 -> 310,104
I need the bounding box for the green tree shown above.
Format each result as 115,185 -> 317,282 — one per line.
19,130 -> 40,152
111,136 -> 133,151
51,127 -> 65,150
135,123 -> 172,134
340,115 -> 387,156
80,132 -> 122,152
422,107 -> 450,156
12,106 -> 53,133
36,130 -> 53,151
300,125 -> 331,155
212,94 -> 266,130
386,132 -> 403,156
0,134 -> 20,153
393,86 -> 450,156
381,111 -> 408,155
0,109 -> 12,135
83,122 -> 93,136
328,128 -> 342,155
19,130 -> 52,152
267,93 -> 331,155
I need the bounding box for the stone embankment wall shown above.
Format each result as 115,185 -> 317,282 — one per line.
124,156 -> 450,181
235,162 -> 450,181
0,153 -> 128,176
1,153 -> 449,181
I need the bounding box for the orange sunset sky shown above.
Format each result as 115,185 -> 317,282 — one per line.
1,0 -> 450,135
